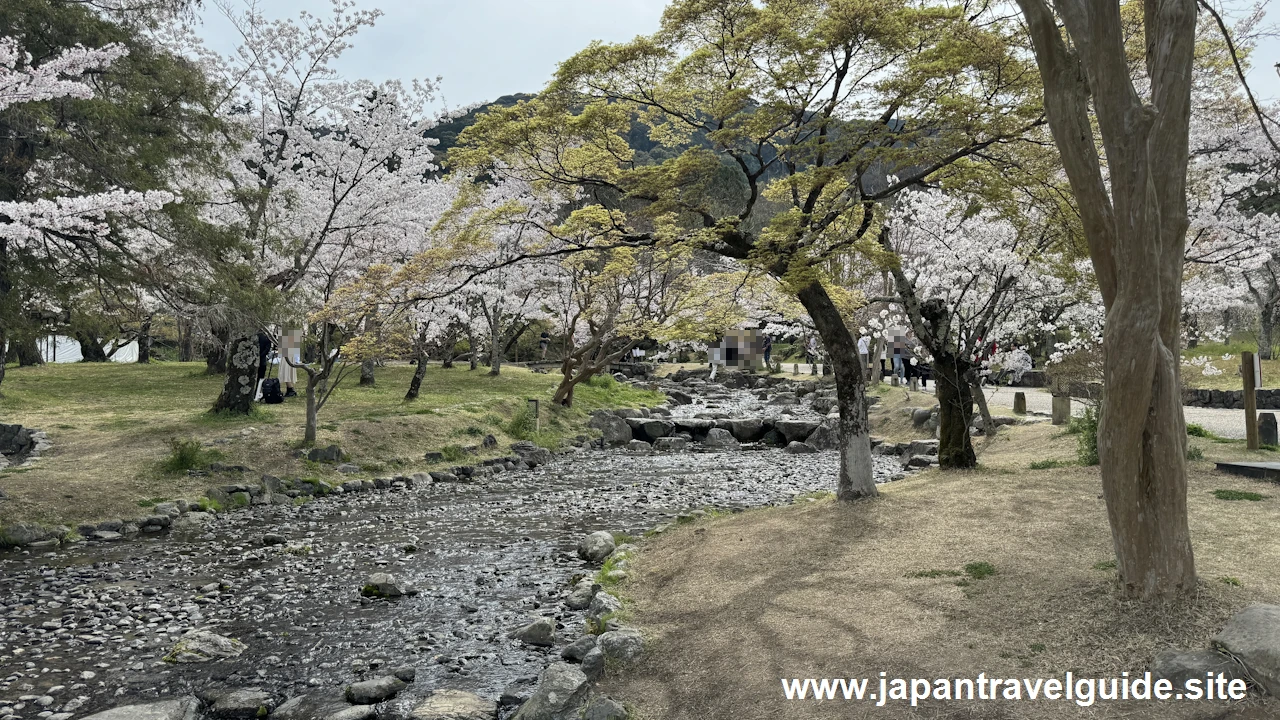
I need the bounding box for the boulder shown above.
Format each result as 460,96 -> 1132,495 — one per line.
511,663 -> 591,720
653,436 -> 689,451
774,419 -> 821,443
727,418 -> 767,443
1212,603 -> 1280,695
561,635 -> 598,663
206,688 -> 276,719
307,445 -> 344,463
639,419 -> 674,440
0,521 -> 61,547
911,407 -> 933,427
625,439 -> 652,453
362,572 -> 405,598
587,591 -> 623,624
672,418 -> 714,438
783,441 -> 818,454
82,697 -> 200,720
759,429 -> 787,448
906,439 -> 939,457
564,578 -> 598,610
587,413 -> 632,447
804,419 -> 840,451
510,616 -> 557,647
577,531 -> 616,563
1150,649 -> 1244,688
412,690 -> 496,720
165,630 -> 245,663
274,691 -> 375,720
597,628 -> 644,665
346,676 -> 408,704
702,427 -> 739,449
767,392 -> 799,406
581,646 -> 605,681
811,397 -> 837,415
666,389 -> 693,405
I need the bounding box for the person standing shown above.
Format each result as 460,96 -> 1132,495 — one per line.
278,327 -> 301,398
762,333 -> 773,368
255,330 -> 272,400
806,336 -> 818,375
892,331 -> 906,380
539,331 -> 550,360
858,333 -> 870,380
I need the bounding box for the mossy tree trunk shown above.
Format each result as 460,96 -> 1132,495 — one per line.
211,334 -> 259,414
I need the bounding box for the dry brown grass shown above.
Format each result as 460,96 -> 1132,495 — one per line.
603,422 -> 1280,720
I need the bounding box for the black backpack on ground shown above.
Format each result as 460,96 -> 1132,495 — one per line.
261,378 -> 284,404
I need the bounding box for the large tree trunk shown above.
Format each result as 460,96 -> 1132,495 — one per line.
933,355 -> 977,469
75,332 -> 109,362
177,317 -> 194,362
211,335 -> 259,414
136,318 -> 152,364
14,335 -> 43,367
1017,0 -> 1197,599
205,324 -> 229,375
489,322 -> 503,376
795,281 -> 878,500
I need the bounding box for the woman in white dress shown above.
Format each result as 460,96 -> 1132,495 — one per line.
278,327 -> 302,397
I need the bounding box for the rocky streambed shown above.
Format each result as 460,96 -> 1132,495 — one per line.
0,422 -> 905,718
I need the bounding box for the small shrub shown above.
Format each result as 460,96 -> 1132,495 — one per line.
440,445 -> 467,462
1212,489 -> 1266,501
1186,423 -> 1217,438
1070,406 -> 1100,466
505,404 -> 538,440
1220,576 -> 1243,587
964,561 -> 996,580
1186,446 -> 1204,461
1029,643 -> 1046,654
1093,559 -> 1117,571
161,438 -> 219,474
588,374 -> 619,390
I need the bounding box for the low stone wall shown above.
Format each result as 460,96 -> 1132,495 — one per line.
1182,387 -> 1280,410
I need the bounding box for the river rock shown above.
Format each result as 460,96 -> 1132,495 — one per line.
639,419 -> 674,440
412,689 -> 496,720
1150,649 -> 1244,687
666,389 -> 693,405
587,592 -> 622,624
653,436 -> 689,451
165,630 -> 245,663
767,392 -> 799,405
583,696 -> 628,720
728,418 -> 767,443
0,521 -> 61,547
561,635 -> 597,662
206,688 -> 276,718
783,441 -> 818,454
307,445 -> 344,463
577,531 -> 616,563
511,616 -> 557,647
512,662 -> 591,720
564,578 -> 598,610
625,439 -> 652,452
702,428 -> 739,449
82,696 -> 200,720
804,419 -> 840,451
273,691 -> 375,720
1212,603 -> 1280,694
597,628 -> 644,665
346,675 -> 408,704
580,646 -> 605,681
588,413 -> 632,446
362,572 -> 404,598
775,419 -> 820,442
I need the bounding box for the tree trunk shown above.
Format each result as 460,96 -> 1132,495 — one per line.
304,377 -> 319,445
552,371 -> 581,407
14,335 -> 42,366
205,325 -> 229,374
1260,307 -> 1275,361
0,326 -> 7,394
359,358 -> 376,386
467,328 -> 479,371
406,348 -> 428,401
211,335 -> 259,414
933,355 -> 977,468
969,375 -> 997,438
178,317 -> 194,362
1017,0 -> 1197,599
795,281 -> 878,500
136,318 -> 152,364
75,332 -> 109,362
489,322 -> 503,376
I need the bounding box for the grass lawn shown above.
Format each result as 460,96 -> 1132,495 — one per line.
0,361 -> 662,528
603,393 -> 1280,720
1181,340 -> 1280,391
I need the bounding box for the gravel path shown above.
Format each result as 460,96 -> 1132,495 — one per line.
983,387 -> 1252,439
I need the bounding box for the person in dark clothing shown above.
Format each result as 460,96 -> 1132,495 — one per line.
256,331 -> 272,381
762,334 -> 773,367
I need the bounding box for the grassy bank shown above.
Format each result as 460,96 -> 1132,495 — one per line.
0,361 -> 663,527
602,412 -> 1280,719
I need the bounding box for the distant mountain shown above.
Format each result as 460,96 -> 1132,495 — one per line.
426,93 -> 535,159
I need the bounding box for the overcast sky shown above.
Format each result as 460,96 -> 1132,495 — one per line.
197,0 -> 1280,109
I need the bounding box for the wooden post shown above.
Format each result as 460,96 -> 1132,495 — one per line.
1244,351 -> 1259,451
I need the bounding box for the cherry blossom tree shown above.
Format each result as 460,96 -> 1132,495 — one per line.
881,188 -> 1068,466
